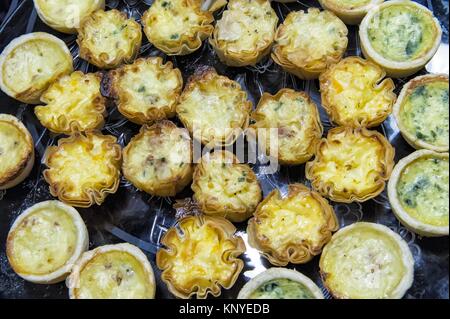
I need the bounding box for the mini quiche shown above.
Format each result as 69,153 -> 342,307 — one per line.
77,9 -> 142,69
359,0 -> 442,78
209,0 -> 278,67
122,120 -> 193,197
192,150 -> 262,223
108,57 -> 183,125
388,150 -> 449,237
33,0 -> 105,34
250,89 -> 323,165
247,183 -> 338,266
68,243 -> 156,299
176,67 -> 252,147
0,114 -> 34,190
0,32 -> 73,104
393,74 -> 449,153
6,200 -> 88,284
35,71 -> 106,134
319,56 -> 396,128
157,215 -> 245,299
238,268 -> 324,299
272,8 -> 348,80
142,0 -> 214,56
318,0 -> 384,25
43,132 -> 122,208
306,127 -> 395,203
320,222 -> 414,299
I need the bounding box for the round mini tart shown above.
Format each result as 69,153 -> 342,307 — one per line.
157,215 -> 245,299
306,127 -> 395,203
250,88 -> 323,165
318,0 -> 384,25
247,183 -> 338,266
388,150 -> 449,237
0,32 -> 73,104
272,8 -> 348,80
319,56 -> 396,128
393,74 -> 449,152
108,57 -> 183,125
192,150 -> 262,223
238,268 -> 324,299
6,200 -> 88,284
43,131 -> 122,208
122,120 -> 193,197
176,67 -> 252,147
35,71 -> 106,134
359,0 -> 442,78
0,114 -> 34,190
209,0 -> 278,67
33,0 -> 105,34
77,9 -> 142,69
142,0 -> 214,56
320,222 -> 414,299
68,243 -> 156,299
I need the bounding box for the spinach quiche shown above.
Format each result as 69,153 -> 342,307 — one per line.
7,200 -> 88,284
68,243 -> 156,299
320,222 -> 414,299
318,0 -> 384,25
247,183 -> 338,266
393,74 -> 449,152
157,215 -> 245,299
238,268 -> 324,299
359,0 -> 442,78
388,150 -> 449,237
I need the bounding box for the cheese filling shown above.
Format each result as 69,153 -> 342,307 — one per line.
0,121 -> 29,178
249,279 -> 315,299
327,0 -> 371,10
35,0 -> 99,29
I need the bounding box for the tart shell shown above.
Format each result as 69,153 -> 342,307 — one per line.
318,0 -> 384,25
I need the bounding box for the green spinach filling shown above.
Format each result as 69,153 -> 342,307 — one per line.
249,279 -> 316,299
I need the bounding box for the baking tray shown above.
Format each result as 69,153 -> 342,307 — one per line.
0,0 -> 448,299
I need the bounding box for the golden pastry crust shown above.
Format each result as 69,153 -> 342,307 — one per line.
318,0 -> 384,25
157,215 -> 245,299
0,114 -> 35,190
306,127 -> 395,203
359,0 -> 442,78
68,243 -> 156,299
33,0 -> 105,34
77,9 -> 142,69
250,88 -> 323,165
247,184 -> 338,266
108,57 -> 183,125
35,71 -> 106,134
0,32 -> 73,104
176,67 -> 252,146
142,0 -> 214,56
122,120 -> 193,197
6,200 -> 88,284
319,222 -> 414,299
272,8 -> 348,80
319,56 -> 396,128
393,74 -> 449,152
209,0 -> 278,67
192,150 -> 262,223
43,131 -> 122,207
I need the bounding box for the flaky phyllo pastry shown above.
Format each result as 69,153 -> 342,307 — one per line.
35,71 -> 106,134
272,8 -> 348,80
209,0 -> 278,67
77,9 -> 142,69
108,57 -> 183,125
157,215 -> 245,299
176,67 -> 252,147
319,56 -> 396,128
142,0 -> 214,56
250,88 -> 323,165
192,150 -> 262,223
306,127 -> 395,203
43,132 -> 122,207
247,184 -> 338,266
